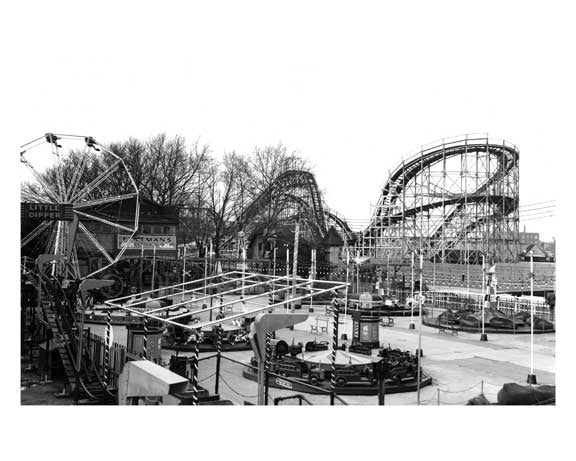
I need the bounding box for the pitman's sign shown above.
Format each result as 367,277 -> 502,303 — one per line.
118,235 -> 176,250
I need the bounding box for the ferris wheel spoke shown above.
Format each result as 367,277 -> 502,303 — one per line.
21,189 -> 49,203
53,221 -> 63,256
21,221 -> 53,247
67,153 -> 89,202
70,159 -> 122,203
75,192 -> 138,209
74,210 -> 137,233
45,223 -> 58,255
48,138 -> 67,202
71,246 -> 82,279
78,222 -> 115,264
21,157 -> 60,203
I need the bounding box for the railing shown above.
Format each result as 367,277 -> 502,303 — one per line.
84,332 -> 126,390
274,394 -> 313,405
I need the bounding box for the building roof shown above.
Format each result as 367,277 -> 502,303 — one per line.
82,196 -> 179,225
321,226 -> 344,247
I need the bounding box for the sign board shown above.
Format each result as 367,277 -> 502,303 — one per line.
117,235 -> 176,250
275,377 -> 293,390
21,203 -> 74,221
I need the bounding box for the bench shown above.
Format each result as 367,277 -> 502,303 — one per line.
310,317 -> 330,334
380,316 -> 395,327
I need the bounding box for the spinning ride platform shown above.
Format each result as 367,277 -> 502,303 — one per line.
242,348 -> 432,396
424,307 -> 555,334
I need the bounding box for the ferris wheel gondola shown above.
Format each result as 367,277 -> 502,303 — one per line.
20,133 -> 140,280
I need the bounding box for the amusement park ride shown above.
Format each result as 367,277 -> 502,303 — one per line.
21,132 -> 554,405
21,133 -> 140,403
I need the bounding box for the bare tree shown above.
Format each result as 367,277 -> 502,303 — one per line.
138,134 -> 210,206
22,133 -> 210,207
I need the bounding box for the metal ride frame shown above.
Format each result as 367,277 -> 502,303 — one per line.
105,271 -> 348,331
105,271 -> 349,405
21,133 -> 140,280
359,134 -> 520,265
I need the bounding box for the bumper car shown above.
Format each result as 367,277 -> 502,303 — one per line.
458,313 -> 482,328
437,309 -> 460,325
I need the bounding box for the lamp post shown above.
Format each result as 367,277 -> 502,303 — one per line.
527,250 -> 537,384
356,250 -> 360,294
208,239 -> 214,321
432,256 -> 436,290
270,237 -> 277,306
151,245 -> 157,291
409,251 -> 415,330
480,254 -> 488,341
386,253 -> 390,296
292,218 -> 300,311
181,245 -> 187,304
285,245 -> 290,312
416,251 -> 424,405
344,248 -> 350,320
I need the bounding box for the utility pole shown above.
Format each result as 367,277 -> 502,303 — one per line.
291,217 -> 300,311
527,250 -> 537,384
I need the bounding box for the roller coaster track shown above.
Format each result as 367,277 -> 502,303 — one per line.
236,169 -> 354,244
363,135 -> 520,263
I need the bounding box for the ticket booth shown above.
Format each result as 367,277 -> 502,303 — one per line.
351,310 -> 380,349
127,322 -> 164,364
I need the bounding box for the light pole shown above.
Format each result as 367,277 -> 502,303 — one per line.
208,239 -> 214,321
285,245 -> 290,312
344,248 -> 350,320
181,245 -> 187,304
270,237 -> 277,306
527,250 -> 537,384
356,250 -> 360,294
432,256 -> 436,290
480,254 -> 488,341
386,253 -> 390,296
416,251 -> 424,405
151,245 -> 157,291
291,218 -> 300,311
409,251 -> 415,330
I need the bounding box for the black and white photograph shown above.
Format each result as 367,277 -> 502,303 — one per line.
6,0 -> 573,459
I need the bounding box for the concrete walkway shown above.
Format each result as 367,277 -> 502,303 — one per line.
165,306 -> 555,405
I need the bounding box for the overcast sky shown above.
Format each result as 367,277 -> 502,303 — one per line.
10,1 -> 574,241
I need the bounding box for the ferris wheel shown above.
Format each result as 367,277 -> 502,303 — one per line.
20,133 -> 140,280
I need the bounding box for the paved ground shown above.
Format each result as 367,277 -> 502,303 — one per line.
24,294 -> 554,405
164,305 -> 555,405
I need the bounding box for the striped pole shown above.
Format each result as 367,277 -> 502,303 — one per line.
264,331 -> 272,405
103,307 -> 112,385
330,298 -> 340,405
215,296 -> 223,395
191,331 -> 199,406
142,315 -> 148,360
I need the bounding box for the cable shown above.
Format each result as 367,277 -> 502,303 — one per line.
438,381 -> 482,394
218,374 -> 258,399
520,215 -> 555,222
199,371 -> 216,383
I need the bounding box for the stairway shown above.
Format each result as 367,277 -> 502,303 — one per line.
41,287 -> 116,405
